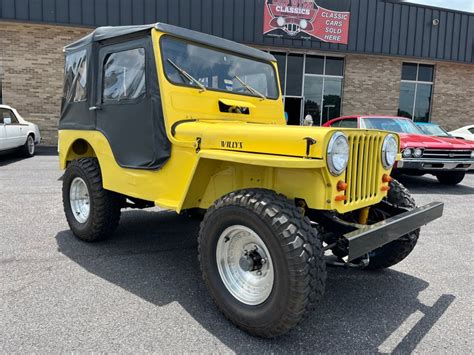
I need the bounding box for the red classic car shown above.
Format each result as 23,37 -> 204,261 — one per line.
323,115 -> 474,185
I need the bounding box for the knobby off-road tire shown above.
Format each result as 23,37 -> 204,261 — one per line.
62,158 -> 122,242
435,171 -> 465,185
366,179 -> 419,270
198,189 -> 326,338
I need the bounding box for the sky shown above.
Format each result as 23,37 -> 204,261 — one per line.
404,0 -> 474,12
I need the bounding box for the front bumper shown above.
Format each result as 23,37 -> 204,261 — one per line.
396,159 -> 473,171
344,202 -> 444,261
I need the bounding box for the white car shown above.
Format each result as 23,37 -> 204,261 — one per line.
449,125 -> 474,141
0,104 -> 41,156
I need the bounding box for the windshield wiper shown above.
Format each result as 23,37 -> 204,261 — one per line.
167,59 -> 206,92
233,75 -> 266,100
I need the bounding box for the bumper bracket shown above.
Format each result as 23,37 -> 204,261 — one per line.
344,202 -> 444,261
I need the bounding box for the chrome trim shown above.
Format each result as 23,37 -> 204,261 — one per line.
400,159 -> 474,164
327,131 -> 349,176
381,134 -> 398,169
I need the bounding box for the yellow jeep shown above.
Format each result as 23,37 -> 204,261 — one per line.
59,23 -> 443,337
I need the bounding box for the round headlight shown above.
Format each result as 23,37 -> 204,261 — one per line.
327,132 -> 349,176
413,147 -> 423,158
402,148 -> 412,158
382,134 -> 398,169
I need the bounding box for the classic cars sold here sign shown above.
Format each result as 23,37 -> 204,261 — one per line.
263,0 -> 351,44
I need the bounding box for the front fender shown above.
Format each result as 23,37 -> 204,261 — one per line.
178,149 -> 329,212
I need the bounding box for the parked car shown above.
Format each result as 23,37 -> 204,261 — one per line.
57,23 -> 443,338
415,122 -> 453,138
324,115 -> 474,185
449,124 -> 474,141
0,105 -> 41,157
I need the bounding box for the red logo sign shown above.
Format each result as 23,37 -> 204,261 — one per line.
263,0 -> 350,44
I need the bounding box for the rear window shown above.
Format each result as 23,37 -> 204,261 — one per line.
63,50 -> 87,102
338,119 -> 357,128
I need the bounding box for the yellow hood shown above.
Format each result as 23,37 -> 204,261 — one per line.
172,120 -> 337,159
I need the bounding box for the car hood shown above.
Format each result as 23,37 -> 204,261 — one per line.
399,133 -> 474,149
173,120 -> 388,159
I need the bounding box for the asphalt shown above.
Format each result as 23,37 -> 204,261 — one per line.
0,148 -> 472,353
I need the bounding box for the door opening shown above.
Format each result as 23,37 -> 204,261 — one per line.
284,97 -> 302,126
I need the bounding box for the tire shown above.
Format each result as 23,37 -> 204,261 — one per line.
22,134 -> 35,157
62,158 -> 122,242
366,179 -> 419,270
435,171 -> 465,185
198,189 -> 326,338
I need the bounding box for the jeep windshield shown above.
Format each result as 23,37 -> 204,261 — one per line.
362,117 -> 424,135
161,36 -> 279,99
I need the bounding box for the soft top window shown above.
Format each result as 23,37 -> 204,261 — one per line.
102,48 -> 146,102
160,36 -> 279,99
63,49 -> 87,102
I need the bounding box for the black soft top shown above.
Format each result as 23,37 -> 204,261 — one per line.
64,22 -> 276,63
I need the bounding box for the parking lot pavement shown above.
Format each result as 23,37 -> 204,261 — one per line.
0,151 -> 472,353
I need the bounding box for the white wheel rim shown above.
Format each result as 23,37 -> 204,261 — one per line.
28,136 -> 34,155
216,225 -> 274,305
69,177 -> 90,223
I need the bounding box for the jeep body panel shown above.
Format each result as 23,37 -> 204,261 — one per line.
59,24 -> 395,214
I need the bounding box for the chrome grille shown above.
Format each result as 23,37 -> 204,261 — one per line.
422,149 -> 472,160
345,132 -> 383,205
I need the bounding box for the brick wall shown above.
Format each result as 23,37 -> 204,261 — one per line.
0,21 -> 472,145
0,22 -> 91,145
431,62 -> 474,130
342,55 -> 403,116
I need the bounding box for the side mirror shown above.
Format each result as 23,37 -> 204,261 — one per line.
3,117 -> 11,125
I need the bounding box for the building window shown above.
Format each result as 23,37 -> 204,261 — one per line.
303,56 -> 343,126
398,63 -> 434,122
270,52 -> 344,126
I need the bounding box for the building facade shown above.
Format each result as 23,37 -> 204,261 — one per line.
0,0 -> 473,145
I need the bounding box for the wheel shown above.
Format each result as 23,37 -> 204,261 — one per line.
198,189 -> 326,338
62,158 -> 122,242
22,134 -> 35,157
435,171 -> 465,185
366,179 -> 419,270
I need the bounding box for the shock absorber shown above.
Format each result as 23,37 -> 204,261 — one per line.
358,206 -> 370,225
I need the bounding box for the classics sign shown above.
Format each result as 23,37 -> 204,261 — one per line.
263,0 -> 351,44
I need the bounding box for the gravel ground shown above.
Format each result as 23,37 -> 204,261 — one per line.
0,149 -> 472,353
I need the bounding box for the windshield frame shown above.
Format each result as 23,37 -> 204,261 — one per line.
159,35 -> 280,100
361,117 -> 425,135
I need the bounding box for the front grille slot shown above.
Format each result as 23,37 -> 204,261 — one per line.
422,149 -> 472,160
345,133 -> 383,205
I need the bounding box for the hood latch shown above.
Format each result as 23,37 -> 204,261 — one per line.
303,137 -> 317,158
